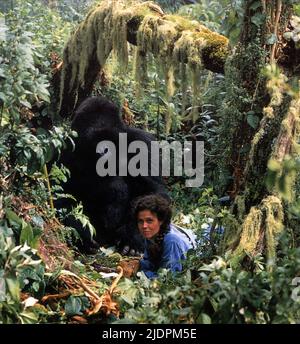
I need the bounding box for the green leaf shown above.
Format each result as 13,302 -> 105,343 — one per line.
251,13 -> 265,27
20,224 -> 34,246
31,215 -> 45,228
283,32 -> 293,40
32,281 -> 40,292
79,296 -> 90,312
196,312 -> 212,324
229,27 -> 241,45
250,1 -> 262,11
19,99 -> 32,108
294,4 -> 300,16
5,276 -> 20,301
201,313 -> 212,324
247,113 -> 260,129
0,91 -> 6,101
44,145 -> 55,163
266,34 -> 278,45
20,223 -> 42,249
119,282 -> 138,306
52,139 -> 62,148
31,227 -> 43,248
121,294 -> 136,307
0,221 -> 14,237
5,209 -> 23,228
143,296 -> 161,306
19,311 -> 39,324
65,296 -> 83,316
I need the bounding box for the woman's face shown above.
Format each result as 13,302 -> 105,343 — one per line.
137,210 -> 162,239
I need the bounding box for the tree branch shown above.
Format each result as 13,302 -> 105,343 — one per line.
58,0 -> 229,117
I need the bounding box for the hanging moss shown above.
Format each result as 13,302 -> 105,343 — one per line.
247,104 -> 276,171
179,61 -> 188,114
133,46 -> 148,97
230,195 -> 284,268
134,12 -> 180,118
59,0 -> 159,115
265,63 -> 289,107
59,0 -> 229,117
264,196 -> 284,265
273,95 -> 300,160
267,93 -> 300,202
111,5 -> 133,70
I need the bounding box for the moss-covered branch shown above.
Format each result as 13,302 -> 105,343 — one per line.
58,0 -> 228,117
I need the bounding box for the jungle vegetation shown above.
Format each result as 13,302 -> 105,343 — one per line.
0,0 -> 300,324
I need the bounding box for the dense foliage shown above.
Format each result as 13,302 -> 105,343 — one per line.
0,0 -> 299,324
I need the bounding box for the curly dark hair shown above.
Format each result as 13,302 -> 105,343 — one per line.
132,194 -> 172,233
132,194 -> 172,269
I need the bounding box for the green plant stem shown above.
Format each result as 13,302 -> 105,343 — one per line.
43,164 -> 54,211
0,103 -> 3,130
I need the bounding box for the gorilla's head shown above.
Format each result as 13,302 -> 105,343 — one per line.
72,96 -> 124,137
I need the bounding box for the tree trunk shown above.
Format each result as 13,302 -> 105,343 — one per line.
219,0 -> 299,266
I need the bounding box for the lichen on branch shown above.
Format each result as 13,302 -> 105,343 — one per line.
58,0 -> 229,117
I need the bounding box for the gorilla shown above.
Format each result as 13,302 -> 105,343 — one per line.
57,96 -> 169,255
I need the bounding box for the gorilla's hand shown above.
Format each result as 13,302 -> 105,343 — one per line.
120,244 -> 142,257
116,224 -> 144,256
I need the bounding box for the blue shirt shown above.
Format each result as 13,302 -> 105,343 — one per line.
139,224 -> 196,279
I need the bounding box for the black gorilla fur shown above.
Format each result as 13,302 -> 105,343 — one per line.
58,96 -> 169,254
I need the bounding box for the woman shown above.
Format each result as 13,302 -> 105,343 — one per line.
133,194 -> 196,279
